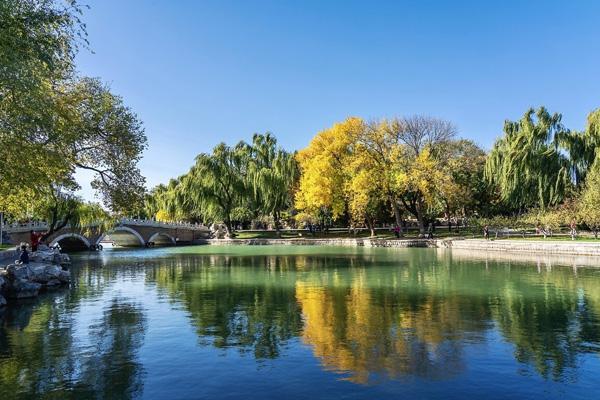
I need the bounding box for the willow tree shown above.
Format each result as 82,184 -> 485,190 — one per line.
485,107 -> 571,212
179,143 -> 246,236
556,108 -> 600,186
244,133 -> 297,237
578,154 -> 600,238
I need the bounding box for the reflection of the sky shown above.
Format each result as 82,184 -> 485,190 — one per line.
1,245 -> 600,399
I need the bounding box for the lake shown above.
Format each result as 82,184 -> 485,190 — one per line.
1,245 -> 600,399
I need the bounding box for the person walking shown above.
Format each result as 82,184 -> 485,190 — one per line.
570,220 -> 577,241
483,225 -> 490,240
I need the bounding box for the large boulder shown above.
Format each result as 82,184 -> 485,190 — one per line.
4,279 -> 41,299
6,264 -> 33,281
30,249 -> 70,265
30,264 -> 62,284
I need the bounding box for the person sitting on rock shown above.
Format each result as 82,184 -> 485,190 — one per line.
17,245 -> 29,265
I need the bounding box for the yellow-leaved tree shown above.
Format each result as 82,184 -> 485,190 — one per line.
295,117 -> 386,235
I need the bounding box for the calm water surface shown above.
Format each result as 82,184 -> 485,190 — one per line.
1,245 -> 600,399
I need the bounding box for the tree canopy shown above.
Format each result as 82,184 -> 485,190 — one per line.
0,0 -> 147,220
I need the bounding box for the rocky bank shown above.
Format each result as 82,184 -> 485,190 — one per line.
0,248 -> 71,307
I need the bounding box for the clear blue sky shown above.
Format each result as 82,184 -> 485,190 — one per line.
75,0 -> 600,199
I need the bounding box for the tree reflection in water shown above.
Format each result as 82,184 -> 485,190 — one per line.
148,249 -> 600,384
0,267 -> 147,399
0,247 -> 599,397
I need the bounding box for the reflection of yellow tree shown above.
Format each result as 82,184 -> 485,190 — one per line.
295,266 -> 477,384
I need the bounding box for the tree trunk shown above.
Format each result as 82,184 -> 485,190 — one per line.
366,218 -> 375,238
416,198 -> 426,237
273,211 -> 281,238
391,200 -> 404,237
224,217 -> 233,238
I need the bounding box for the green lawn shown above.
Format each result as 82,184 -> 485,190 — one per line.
232,229 -> 464,240
232,229 -> 600,242
492,235 -> 600,242
0,244 -> 13,250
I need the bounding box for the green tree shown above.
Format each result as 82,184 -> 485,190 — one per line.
0,1 -> 147,217
555,108 -> 600,186
386,115 -> 457,235
438,139 -> 489,230
485,107 -> 571,212
578,154 -> 600,238
180,143 -> 246,236
244,133 -> 298,237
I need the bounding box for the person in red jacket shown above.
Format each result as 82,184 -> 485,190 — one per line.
30,230 -> 44,252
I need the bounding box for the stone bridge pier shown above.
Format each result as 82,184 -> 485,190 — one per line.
3,219 -> 211,251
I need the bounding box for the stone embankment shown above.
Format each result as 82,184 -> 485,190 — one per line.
437,238 -> 600,256
198,237 -> 600,256
0,248 -> 71,307
198,238 -> 436,247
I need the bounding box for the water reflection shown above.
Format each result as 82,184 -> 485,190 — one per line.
1,246 -> 600,398
143,249 -> 600,384
0,272 -> 147,399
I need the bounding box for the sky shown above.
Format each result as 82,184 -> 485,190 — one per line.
74,0 -> 600,201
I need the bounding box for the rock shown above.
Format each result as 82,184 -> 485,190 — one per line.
58,270 -> 71,283
0,295 -> 6,307
4,279 -> 41,299
6,264 -> 33,281
58,253 -> 71,265
0,275 -> 5,291
30,264 -> 61,284
31,249 -> 60,263
45,279 -> 61,288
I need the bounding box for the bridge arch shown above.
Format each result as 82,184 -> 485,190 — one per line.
50,233 -> 91,249
148,232 -> 176,245
96,226 -> 146,247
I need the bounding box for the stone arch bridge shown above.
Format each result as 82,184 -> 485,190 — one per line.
3,219 -> 211,250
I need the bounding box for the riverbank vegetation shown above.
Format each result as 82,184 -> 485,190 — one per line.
2,1 -> 599,241
145,108 -> 600,239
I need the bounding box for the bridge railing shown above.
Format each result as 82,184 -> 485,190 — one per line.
2,218 -> 210,233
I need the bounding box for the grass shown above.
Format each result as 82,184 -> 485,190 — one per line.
232,229 -> 600,242
0,244 -> 13,250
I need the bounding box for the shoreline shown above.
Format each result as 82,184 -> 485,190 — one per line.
3,237 -> 600,264
196,237 -> 600,257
